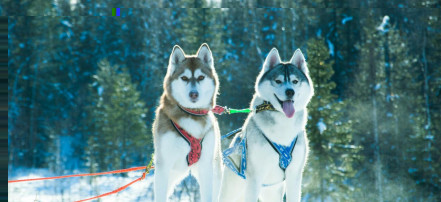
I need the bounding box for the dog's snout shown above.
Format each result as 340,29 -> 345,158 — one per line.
285,89 -> 295,98
189,91 -> 199,99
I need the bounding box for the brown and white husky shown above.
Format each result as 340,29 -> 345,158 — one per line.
152,43 -> 222,202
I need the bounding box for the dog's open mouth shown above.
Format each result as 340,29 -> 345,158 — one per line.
274,94 -> 295,118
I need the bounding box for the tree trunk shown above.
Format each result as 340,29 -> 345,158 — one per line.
282,9 -> 286,59
422,27 -> 433,192
369,41 -> 383,202
30,57 -> 38,168
252,10 -> 263,63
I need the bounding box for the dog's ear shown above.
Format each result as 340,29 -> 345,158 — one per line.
262,48 -> 281,72
168,45 -> 185,75
197,43 -> 213,67
290,49 -> 309,74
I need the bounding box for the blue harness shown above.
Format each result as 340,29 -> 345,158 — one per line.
261,133 -> 298,171
222,101 -> 298,180
222,130 -> 298,180
222,128 -> 247,179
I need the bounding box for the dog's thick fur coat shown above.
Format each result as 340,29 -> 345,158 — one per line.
153,44 -> 222,202
219,48 -> 314,202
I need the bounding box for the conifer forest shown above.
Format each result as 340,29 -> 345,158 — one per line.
5,0 -> 441,201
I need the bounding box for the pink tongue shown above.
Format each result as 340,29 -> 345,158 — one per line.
282,100 -> 295,118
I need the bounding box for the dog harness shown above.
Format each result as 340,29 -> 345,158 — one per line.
254,101 -> 277,113
261,132 -> 298,171
222,101 -> 298,182
222,128 -> 247,179
178,105 -> 210,116
171,120 -> 203,166
171,105 -> 214,166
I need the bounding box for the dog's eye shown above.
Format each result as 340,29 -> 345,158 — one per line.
275,80 -> 282,84
197,76 -> 205,81
181,76 -> 189,81
292,80 -> 298,84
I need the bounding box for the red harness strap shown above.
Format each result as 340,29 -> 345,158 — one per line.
171,120 -> 203,166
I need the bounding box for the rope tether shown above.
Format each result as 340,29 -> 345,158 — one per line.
9,157 -> 155,202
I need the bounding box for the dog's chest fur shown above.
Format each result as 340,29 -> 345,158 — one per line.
252,109 -> 306,144
241,108 -> 307,184
153,94 -> 214,139
175,115 -> 214,139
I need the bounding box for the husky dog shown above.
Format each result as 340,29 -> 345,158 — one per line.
153,44 -> 222,202
219,48 -> 314,202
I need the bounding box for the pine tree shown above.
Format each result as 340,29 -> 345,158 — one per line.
215,9 -> 264,141
348,11 -> 387,201
303,38 -> 361,201
380,25 -> 425,200
406,10 -> 441,201
423,12 -> 441,200
86,59 -> 151,172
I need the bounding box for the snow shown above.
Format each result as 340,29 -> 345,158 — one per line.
338,144 -> 358,149
408,168 -> 418,174
316,29 -> 322,37
317,118 -> 327,134
8,168 -> 199,202
342,16 -> 353,25
326,39 -> 334,56
377,16 -> 390,33
424,124 -> 430,130
272,22 -> 277,30
374,83 -> 381,90
61,20 -> 72,28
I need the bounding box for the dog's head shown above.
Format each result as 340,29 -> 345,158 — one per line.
255,48 -> 314,118
164,43 -> 219,109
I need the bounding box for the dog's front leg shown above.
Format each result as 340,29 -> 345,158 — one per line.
195,131 -> 215,202
154,156 -> 172,202
212,145 -> 223,201
285,132 -> 308,202
244,174 -> 262,202
196,159 -> 214,202
154,132 -> 182,202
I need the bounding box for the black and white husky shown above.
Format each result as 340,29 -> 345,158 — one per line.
219,48 -> 314,202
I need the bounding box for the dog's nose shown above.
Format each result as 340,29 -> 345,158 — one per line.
285,89 -> 295,98
189,91 -> 199,99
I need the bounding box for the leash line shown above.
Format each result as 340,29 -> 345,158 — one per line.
212,105 -> 252,115
9,157 -> 155,202
74,171 -> 148,202
8,166 -> 149,183
213,102 -> 276,115
228,108 -> 252,114
8,104 -> 250,199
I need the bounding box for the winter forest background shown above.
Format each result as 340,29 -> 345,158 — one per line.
5,0 -> 441,201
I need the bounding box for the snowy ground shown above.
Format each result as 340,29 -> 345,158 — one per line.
8,168 -> 200,202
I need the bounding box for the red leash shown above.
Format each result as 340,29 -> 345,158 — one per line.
8,165 -> 154,202
74,171 -> 147,202
8,166 -> 147,183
